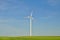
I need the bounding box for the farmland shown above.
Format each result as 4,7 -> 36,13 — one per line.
0,36 -> 60,40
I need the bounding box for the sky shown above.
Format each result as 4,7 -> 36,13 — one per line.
0,0 -> 60,36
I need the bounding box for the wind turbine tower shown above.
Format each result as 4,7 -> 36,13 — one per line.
24,12 -> 33,36
30,12 -> 33,36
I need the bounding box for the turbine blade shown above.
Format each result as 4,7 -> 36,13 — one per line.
31,11 -> 33,16
31,13 -> 32,16
24,16 -> 30,18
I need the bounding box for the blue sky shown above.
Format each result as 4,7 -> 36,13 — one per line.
0,0 -> 60,36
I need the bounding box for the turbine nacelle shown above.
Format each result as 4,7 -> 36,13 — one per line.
24,16 -> 34,20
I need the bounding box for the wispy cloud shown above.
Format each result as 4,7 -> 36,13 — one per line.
0,0 -> 27,11
39,10 -> 57,19
0,18 -> 29,36
48,0 -> 60,6
0,0 -> 8,10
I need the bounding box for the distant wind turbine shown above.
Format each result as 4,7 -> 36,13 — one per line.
24,11 -> 33,36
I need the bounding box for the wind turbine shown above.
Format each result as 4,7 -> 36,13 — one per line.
24,11 -> 33,36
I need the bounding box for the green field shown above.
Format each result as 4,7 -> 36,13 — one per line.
0,36 -> 60,40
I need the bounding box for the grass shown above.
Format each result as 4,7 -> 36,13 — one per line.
0,36 -> 60,40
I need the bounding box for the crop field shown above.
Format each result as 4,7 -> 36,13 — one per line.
0,36 -> 60,40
